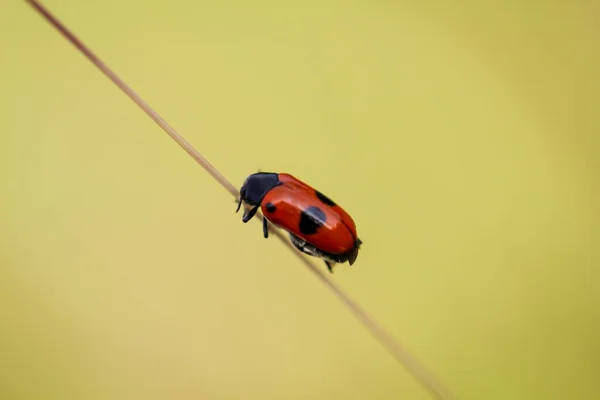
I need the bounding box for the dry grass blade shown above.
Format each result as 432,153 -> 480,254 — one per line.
25,1 -> 460,399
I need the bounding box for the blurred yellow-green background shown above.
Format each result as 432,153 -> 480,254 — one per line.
1,1 -> 598,399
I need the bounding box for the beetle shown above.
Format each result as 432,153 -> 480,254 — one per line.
236,172 -> 362,272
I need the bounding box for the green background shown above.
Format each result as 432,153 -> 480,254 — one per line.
1,1 -> 598,399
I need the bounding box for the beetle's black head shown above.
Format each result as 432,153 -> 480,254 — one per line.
236,172 -> 281,217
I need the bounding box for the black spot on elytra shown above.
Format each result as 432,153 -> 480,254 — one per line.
315,190 -> 336,206
265,202 -> 276,213
299,206 -> 327,235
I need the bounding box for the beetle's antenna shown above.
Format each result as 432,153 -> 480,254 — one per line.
25,1 -> 459,399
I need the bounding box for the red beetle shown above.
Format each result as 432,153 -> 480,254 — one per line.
236,172 -> 362,272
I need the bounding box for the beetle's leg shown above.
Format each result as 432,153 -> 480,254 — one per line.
263,217 -> 269,238
242,205 -> 259,223
325,261 -> 334,273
